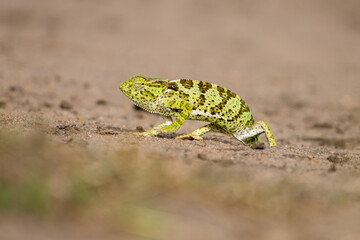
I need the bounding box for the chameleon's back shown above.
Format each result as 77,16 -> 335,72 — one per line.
163,79 -> 255,133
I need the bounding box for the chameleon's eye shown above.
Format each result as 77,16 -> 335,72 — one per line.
133,77 -> 147,91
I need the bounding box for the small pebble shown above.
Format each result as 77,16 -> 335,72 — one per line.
327,154 -> 350,164
59,100 -> 73,110
96,99 -> 107,105
136,126 -> 145,132
9,85 -> 23,92
0,100 -> 6,108
43,102 -> 53,108
251,142 -> 265,150
328,164 -> 336,172
197,153 -> 207,160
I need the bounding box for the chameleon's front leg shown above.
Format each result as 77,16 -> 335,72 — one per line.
157,101 -> 192,134
136,101 -> 192,137
135,116 -> 173,137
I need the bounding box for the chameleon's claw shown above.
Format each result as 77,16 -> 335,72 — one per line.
175,134 -> 203,141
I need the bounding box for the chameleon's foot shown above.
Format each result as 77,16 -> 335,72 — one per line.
175,134 -> 203,141
174,123 -> 218,141
134,132 -> 150,137
134,128 -> 160,137
134,116 -> 176,137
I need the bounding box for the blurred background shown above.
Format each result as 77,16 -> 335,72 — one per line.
1,0 -> 359,99
1,0 -> 360,239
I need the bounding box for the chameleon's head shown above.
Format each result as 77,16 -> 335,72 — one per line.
119,74 -> 169,110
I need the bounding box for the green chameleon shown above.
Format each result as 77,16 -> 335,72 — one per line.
119,74 -> 276,147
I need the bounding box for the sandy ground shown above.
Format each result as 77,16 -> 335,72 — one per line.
1,0 -> 360,239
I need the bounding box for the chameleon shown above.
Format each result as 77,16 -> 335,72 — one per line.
119,74 -> 276,147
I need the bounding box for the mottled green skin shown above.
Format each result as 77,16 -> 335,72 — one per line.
119,74 -> 276,147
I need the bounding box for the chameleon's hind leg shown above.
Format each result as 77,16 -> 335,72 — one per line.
233,121 -> 276,147
175,123 -> 222,140
254,121 -> 276,147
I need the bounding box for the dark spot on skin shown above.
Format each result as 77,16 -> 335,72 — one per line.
167,82 -> 179,92
180,79 -> 194,89
197,94 -> 207,106
227,111 -> 243,123
248,115 -> 255,126
241,99 -> 248,110
198,81 -> 212,93
217,85 -> 226,94
143,89 -> 155,100
214,87 -> 237,115
180,92 -> 190,99
210,107 -> 217,115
